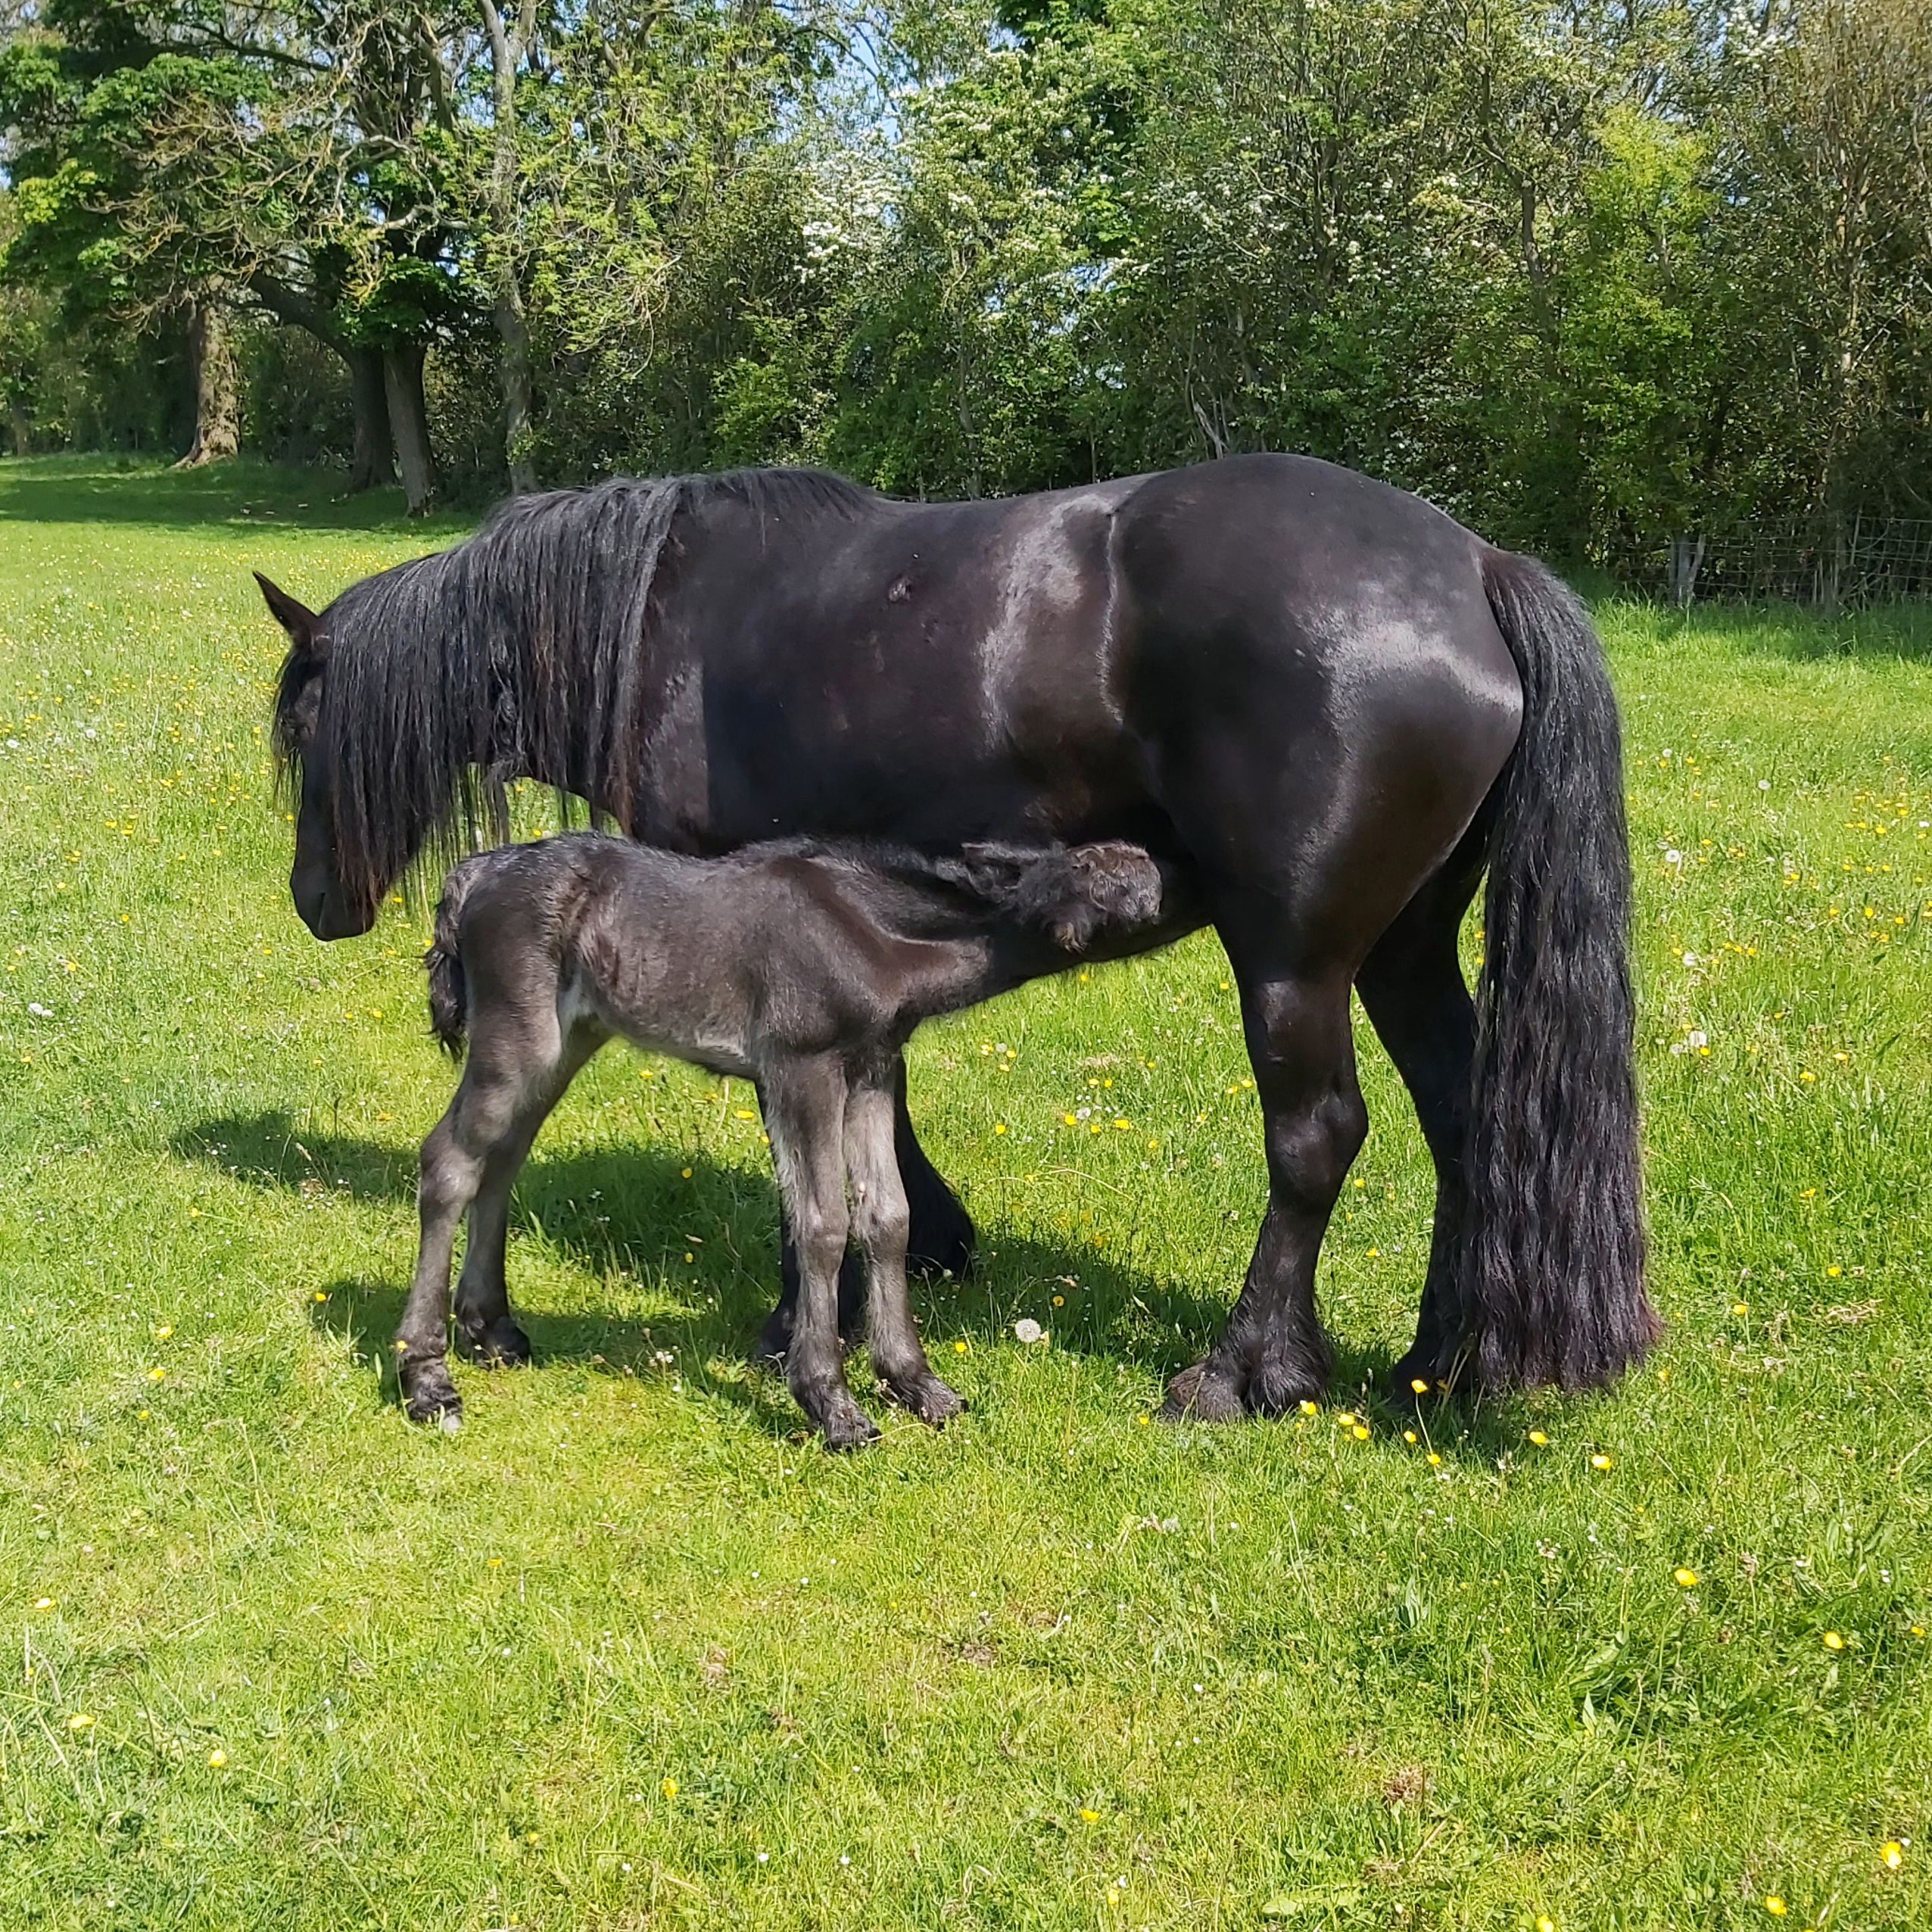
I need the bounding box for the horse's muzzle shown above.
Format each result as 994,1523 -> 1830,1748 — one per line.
293,867 -> 375,941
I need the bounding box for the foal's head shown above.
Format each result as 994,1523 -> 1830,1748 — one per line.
955,839 -> 1165,951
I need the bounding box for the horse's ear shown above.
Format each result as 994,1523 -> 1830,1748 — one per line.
254,572 -> 324,653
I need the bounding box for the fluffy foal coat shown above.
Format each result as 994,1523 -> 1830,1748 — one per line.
403,832 -> 1164,1446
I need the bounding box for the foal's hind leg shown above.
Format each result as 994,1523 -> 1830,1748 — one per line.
762,1055 -> 879,1451
1354,850 -> 1485,1402
1161,961 -> 1365,1422
397,1030 -> 578,1424
845,1067 -> 963,1427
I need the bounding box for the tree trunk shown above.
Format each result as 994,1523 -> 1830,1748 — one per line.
348,347 -> 397,491
382,341 -> 438,515
245,269 -> 391,488
1668,534 -> 1706,608
9,401 -> 29,457
175,298 -> 241,468
483,0 -> 539,493
495,282 -> 537,495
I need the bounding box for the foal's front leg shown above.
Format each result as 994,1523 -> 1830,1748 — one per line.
449,1031 -> 597,1370
756,1052 -> 971,1366
397,1103 -> 490,1428
762,1055 -> 879,1451
844,1070 -> 963,1426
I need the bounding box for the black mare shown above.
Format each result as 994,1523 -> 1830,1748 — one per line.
260,453 -> 1655,1416
408,833 -> 1164,1446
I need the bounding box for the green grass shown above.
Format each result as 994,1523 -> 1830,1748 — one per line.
2,453 -> 1930,1930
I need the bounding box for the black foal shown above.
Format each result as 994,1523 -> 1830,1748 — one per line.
400,832 -> 1164,1447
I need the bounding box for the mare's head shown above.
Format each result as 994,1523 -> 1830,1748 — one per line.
259,562 -> 497,940
260,574 -> 366,938
257,478 -> 695,940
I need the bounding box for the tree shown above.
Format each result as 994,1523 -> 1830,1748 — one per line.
0,0 -> 480,506
480,0 -> 539,492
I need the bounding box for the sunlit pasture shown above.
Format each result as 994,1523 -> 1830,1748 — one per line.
2,457 -> 1928,1930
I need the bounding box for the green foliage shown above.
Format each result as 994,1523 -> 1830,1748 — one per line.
2,0 -> 1928,552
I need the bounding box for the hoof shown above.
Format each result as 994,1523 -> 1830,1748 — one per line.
819,1400 -> 883,1454
1382,1349 -> 1463,1409
1247,1352 -> 1330,1418
881,1371 -> 965,1428
400,1360 -> 463,1428
1157,1360 -> 1247,1423
750,1307 -> 792,1373
460,1318 -> 531,1369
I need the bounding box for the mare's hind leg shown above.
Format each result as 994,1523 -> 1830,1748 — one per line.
1161,957 -> 1365,1421
762,1055 -> 878,1451
450,1027 -> 601,1368
845,1067 -> 963,1427
756,1217 -> 868,1370
1354,846 -> 1485,1402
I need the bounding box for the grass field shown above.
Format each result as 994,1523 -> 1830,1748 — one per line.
3,453 -> 1930,1931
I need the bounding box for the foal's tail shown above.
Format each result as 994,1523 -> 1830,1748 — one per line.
424,856 -> 490,1057
1454,550 -> 1656,1390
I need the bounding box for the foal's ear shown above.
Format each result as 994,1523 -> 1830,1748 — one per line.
254,572 -> 324,653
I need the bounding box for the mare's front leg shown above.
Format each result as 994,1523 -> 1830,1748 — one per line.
844,1067 -> 963,1426
1161,961 -> 1364,1421
892,1055 -> 977,1279
762,1055 -> 879,1451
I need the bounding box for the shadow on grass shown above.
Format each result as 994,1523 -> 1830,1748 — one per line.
171,1110 -> 1545,1456
177,1108 -> 1557,1462
0,454 -> 475,536
173,1109 -> 1254,1407
304,1272 -> 810,1436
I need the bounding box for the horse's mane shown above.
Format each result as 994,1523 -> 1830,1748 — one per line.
276,467 -> 877,911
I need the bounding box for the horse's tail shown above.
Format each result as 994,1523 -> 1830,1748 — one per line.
424,855 -> 490,1057
1454,549 -> 1655,1389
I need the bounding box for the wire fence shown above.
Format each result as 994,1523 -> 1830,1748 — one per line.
1647,517 -> 1932,609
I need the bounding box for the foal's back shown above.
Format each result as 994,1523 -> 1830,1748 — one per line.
436,832 -> 1162,1075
